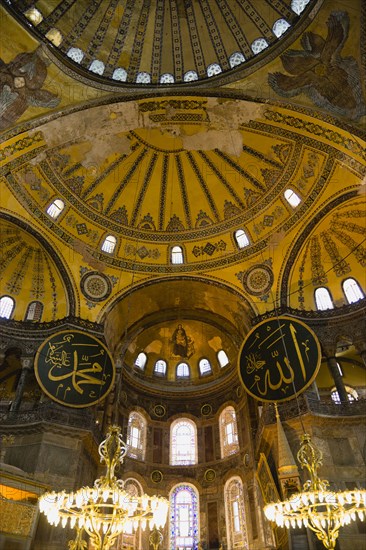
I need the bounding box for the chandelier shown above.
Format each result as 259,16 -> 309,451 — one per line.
39,425 -> 169,550
264,433 -> 366,549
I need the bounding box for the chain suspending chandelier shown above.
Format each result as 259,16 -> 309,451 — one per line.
264,433 -> 366,549
39,425 -> 169,550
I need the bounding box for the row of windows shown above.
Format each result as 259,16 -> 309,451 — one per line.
126,407 -> 239,463
134,350 -> 229,378
0,298 -> 43,321
45,188 -> 302,263
315,279 -> 364,310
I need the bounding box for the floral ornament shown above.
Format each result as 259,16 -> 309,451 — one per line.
269,11 -> 366,120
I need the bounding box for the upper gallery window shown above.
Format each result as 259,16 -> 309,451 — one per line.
134,352 -> 147,370
101,235 -> 117,254
284,188 -> 301,207
342,278 -> 364,304
171,246 -> 184,265
234,229 -> 250,249
126,412 -> 147,460
315,287 -> 334,311
170,419 -> 197,465
47,199 -> 65,219
220,406 -> 240,458
0,296 -> 15,319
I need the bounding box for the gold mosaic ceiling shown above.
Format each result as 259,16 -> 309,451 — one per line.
7,0 -> 317,86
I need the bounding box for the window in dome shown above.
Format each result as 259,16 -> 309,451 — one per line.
160,73 -> 175,84
112,68 -> 128,82
0,296 -> 15,319
218,350 -> 229,368
291,0 -> 311,16
177,362 -> 190,378
207,63 -> 222,77
229,52 -> 245,68
343,278 -> 364,304
315,287 -> 334,311
134,352 -> 147,370
136,72 -> 151,84
183,70 -> 198,82
101,235 -> 117,254
25,301 -> 43,322
199,358 -> 212,376
24,7 -> 43,25
46,199 -> 65,219
331,386 -> 358,404
89,60 -> 105,75
234,229 -> 250,249
67,48 -> 84,63
251,38 -> 269,55
225,477 -> 248,548
273,18 -> 291,38
170,419 -> 197,465
170,484 -> 199,549
171,246 -> 184,265
126,412 -> 146,460
154,359 -> 167,376
45,28 -> 63,46
284,188 -> 301,207
220,406 -> 239,458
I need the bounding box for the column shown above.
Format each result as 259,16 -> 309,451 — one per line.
326,356 -> 347,403
9,357 -> 32,412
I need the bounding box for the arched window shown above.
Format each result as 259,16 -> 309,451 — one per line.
229,52 -> 245,68
126,412 -> 147,460
331,386 -> 358,405
89,60 -> 105,75
234,229 -> 250,249
170,484 -> 199,550
291,0 -> 311,16
176,362 -> 190,378
220,406 -> 240,457
134,352 -> 147,370
207,63 -> 222,77
67,47 -> 84,63
47,199 -> 65,219
199,358 -> 212,376
343,278 -> 364,304
184,70 -> 198,82
24,7 -> 43,25
0,296 -> 15,319
171,246 -> 184,265
284,188 -> 301,207
315,287 -> 334,310
170,419 -> 197,465
112,68 -> 127,81
218,349 -> 229,368
154,359 -> 167,376
224,477 -> 249,549
118,478 -> 143,549
25,301 -> 43,321
136,71 -> 151,84
101,235 -> 117,253
251,38 -> 268,54
160,73 -> 175,84
272,18 -> 291,38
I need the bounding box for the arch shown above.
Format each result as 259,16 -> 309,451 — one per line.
170,418 -> 197,465
126,411 -> 147,460
176,362 -> 190,378
134,352 -> 147,370
315,287 -> 334,311
154,359 -> 167,376
234,229 -> 250,249
342,278 -> 364,304
171,245 -> 184,265
25,300 -> 43,321
219,406 -> 240,458
46,198 -> 65,219
284,188 -> 301,207
169,483 -> 199,549
199,358 -> 212,376
224,476 -> 249,549
0,296 -> 15,319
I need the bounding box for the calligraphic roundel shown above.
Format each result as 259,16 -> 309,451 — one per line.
238,317 -> 321,403
35,330 -> 115,408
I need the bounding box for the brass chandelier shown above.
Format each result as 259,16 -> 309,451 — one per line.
39,425 -> 169,550
264,433 -> 366,549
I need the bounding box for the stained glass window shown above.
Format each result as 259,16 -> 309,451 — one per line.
220,406 -> 239,457
170,484 -> 199,550
315,287 -> 334,311
101,235 -> 117,253
0,296 -> 15,319
170,419 -> 197,465
343,278 -> 364,304
25,301 -> 43,321
47,199 -> 65,219
127,412 -> 146,460
224,477 -> 249,549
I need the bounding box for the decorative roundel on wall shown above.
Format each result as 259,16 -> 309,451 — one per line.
153,404 -> 166,418
201,403 -> 212,416
80,271 -> 112,302
151,470 -> 163,483
204,469 -> 216,482
242,264 -> 274,297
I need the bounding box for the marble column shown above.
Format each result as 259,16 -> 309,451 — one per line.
9,357 -> 32,412
326,356 -> 347,403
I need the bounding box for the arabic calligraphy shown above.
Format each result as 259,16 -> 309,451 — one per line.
238,317 -> 321,402
35,331 -> 115,408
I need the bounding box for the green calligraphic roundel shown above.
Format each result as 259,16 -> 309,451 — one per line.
35,330 -> 115,408
238,317 -> 321,403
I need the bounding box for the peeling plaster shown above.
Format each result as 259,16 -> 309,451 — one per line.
72,239 -> 106,271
